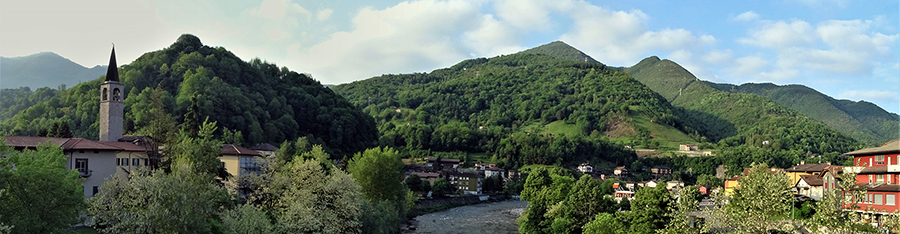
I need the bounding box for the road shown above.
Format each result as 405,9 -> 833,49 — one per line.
406,200 -> 528,234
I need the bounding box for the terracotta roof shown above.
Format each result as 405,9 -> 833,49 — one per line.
785,164 -> 830,172
222,144 -> 260,156
821,165 -> 843,175
3,136 -> 70,148
798,175 -> 823,186
4,136 -> 149,152
844,139 -> 900,156
250,143 -> 278,152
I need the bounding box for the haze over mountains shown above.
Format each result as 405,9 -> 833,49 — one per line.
0,52 -> 107,89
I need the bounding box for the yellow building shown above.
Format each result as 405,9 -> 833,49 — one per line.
220,144 -> 262,178
784,163 -> 830,188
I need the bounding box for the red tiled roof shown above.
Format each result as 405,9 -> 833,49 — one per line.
3,136 -> 70,148
798,175 -> 823,186
222,144 -> 260,156
785,164 -> 830,172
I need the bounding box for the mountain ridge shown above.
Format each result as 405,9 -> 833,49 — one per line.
1,52 -> 108,89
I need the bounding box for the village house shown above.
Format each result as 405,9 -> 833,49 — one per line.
578,163 -> 593,173
843,139 -> 900,225
220,144 -> 263,177
448,171 -> 483,195
666,180 -> 685,191
425,158 -> 461,169
785,163 -> 830,186
651,165 -> 671,178
409,171 -> 441,185
474,163 -> 495,170
795,175 -> 824,200
725,167 -> 784,197
679,144 -> 698,151
613,184 -> 634,202
614,166 -> 629,177
484,167 -> 505,178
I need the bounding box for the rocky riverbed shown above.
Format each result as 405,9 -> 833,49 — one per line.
405,200 -> 528,234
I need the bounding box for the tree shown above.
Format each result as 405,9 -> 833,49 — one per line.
275,159 -> 364,233
548,175 -> 615,234
0,140 -> 85,234
696,174 -> 723,188
405,174 -> 423,192
87,166 -> 231,234
582,212 -> 627,234
482,174 -> 505,194
167,117 -> 225,179
431,178 -> 456,197
704,162 -> 793,233
810,172 -> 866,232
348,147 -> 408,233
600,178 -> 623,195
220,204 -> 275,234
617,197 -> 631,211
629,184 -> 673,233
661,185 -> 703,233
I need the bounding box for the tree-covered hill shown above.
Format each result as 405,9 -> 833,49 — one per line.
332,49 -> 705,168
0,34 -> 377,155
706,82 -> 900,145
624,56 -> 863,156
518,41 -> 602,64
0,52 -> 107,89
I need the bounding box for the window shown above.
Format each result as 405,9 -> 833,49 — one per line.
133,158 -> 140,166
875,194 -> 883,205
93,186 -> 99,196
876,155 -> 885,161
878,175 -> 885,183
102,88 -> 108,101
116,158 -> 121,166
144,159 -> 149,166
112,88 -> 121,101
121,158 -> 128,166
888,194 -> 896,206
75,158 -> 88,173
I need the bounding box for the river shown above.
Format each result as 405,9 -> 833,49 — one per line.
406,200 -> 528,234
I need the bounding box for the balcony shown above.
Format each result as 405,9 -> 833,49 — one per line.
78,169 -> 92,177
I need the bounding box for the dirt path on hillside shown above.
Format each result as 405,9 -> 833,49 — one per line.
406,200 -> 528,234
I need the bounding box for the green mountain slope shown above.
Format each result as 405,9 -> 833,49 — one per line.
707,82 -> 900,145
624,56 -> 862,155
332,50 -> 697,167
0,34 -> 377,155
0,52 -> 107,89
519,41 -> 602,64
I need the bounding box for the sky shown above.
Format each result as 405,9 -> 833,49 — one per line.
1,0 -> 898,114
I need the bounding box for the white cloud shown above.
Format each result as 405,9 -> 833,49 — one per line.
738,20 -> 815,48
731,56 -> 768,76
495,0 -> 552,31
462,14 -> 526,56
249,0 -> 311,21
840,90 -> 900,102
297,0 -> 483,83
316,8 -> 333,21
702,50 -> 732,64
733,11 -> 759,22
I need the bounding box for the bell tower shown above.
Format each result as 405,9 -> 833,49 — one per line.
99,46 -> 124,142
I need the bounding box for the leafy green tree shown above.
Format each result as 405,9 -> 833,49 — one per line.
600,178 -> 623,195
547,175 -> 614,233
405,174 -> 423,192
661,185 -> 703,233
88,166 -> 231,234
482,174 -> 505,194
704,162 -> 793,233
167,117 -> 224,179
221,204 -> 275,234
696,174 -> 723,188
275,159 -> 364,234
0,140 -> 85,234
431,178 -> 456,197
582,212 -> 627,234
810,172 -> 866,232
348,147 -> 408,233
617,197 -> 631,211
629,184 -> 673,233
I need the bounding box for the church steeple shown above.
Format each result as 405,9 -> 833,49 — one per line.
106,46 -> 119,82
99,46 -> 124,142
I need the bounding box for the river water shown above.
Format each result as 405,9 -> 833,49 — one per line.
407,200 -> 528,234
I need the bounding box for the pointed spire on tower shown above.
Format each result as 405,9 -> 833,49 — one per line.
106,45 -> 119,82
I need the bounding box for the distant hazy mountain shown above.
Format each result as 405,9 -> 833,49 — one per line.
0,52 -> 107,89
706,82 -> 900,145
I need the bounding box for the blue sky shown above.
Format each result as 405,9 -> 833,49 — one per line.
1,0 -> 898,114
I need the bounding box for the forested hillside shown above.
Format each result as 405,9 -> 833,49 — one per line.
706,82 -> 900,145
332,51 -> 694,168
0,52 -> 107,89
0,34 -> 377,155
624,56 -> 863,168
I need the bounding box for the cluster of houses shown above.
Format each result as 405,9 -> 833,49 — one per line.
722,139 -> 900,226
406,158 -> 521,195
577,162 -> 690,202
